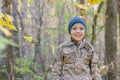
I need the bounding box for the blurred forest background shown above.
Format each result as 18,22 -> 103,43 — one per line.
0,0 -> 120,80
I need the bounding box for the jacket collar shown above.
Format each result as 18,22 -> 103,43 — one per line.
70,38 -> 86,49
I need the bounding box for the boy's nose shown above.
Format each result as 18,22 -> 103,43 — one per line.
76,29 -> 81,32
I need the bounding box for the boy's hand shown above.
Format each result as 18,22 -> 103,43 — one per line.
99,63 -> 115,75
99,65 -> 108,75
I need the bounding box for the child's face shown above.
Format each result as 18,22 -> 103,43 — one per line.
71,23 -> 85,43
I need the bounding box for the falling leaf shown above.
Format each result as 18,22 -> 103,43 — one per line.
23,36 -> 33,42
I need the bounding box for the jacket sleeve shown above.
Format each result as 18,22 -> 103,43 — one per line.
52,46 -> 63,80
91,50 -> 102,80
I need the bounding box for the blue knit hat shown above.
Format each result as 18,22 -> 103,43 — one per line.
68,16 -> 87,34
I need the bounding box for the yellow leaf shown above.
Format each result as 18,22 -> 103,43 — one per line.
0,19 -> 8,26
0,14 -> 17,31
88,0 -> 103,4
4,15 -> 14,23
8,24 -> 17,31
0,26 -> 13,37
4,15 -> 17,31
23,36 -> 33,42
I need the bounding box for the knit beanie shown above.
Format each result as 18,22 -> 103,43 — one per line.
68,16 -> 87,34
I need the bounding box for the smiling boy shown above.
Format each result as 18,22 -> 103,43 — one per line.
52,16 -> 102,80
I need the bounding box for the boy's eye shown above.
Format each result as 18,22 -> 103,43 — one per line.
80,27 -> 84,30
72,27 -> 84,30
72,27 -> 77,30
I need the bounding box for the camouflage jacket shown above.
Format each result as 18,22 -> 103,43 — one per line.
52,39 -> 102,80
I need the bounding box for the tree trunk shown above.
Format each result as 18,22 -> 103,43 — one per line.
2,0 -> 15,80
12,0 -> 25,58
12,0 -> 19,57
6,46 -> 15,80
117,0 -> 120,57
105,0 -> 118,80
117,0 -> 120,79
91,2 -> 104,45
34,0 -> 45,75
2,0 -> 15,79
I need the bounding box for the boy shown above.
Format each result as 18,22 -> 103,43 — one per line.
52,16 -> 102,80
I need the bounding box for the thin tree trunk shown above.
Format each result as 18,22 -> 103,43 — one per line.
117,0 -> 120,79
117,0 -> 120,56
34,0 -> 45,75
12,0 -> 25,58
2,0 -> 15,79
6,46 -> 15,80
12,0 -> 19,57
91,2 -> 104,45
105,0 -> 118,80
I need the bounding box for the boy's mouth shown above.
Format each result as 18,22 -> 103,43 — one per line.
74,34 -> 82,37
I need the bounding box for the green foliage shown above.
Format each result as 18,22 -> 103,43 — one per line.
15,58 -> 33,74
0,36 -> 19,49
0,56 -> 49,79
0,65 -> 6,73
33,74 -> 44,80
14,57 -> 49,80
